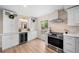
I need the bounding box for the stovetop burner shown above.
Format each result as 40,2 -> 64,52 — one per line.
48,32 -> 63,40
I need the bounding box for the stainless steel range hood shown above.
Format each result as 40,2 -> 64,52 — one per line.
50,18 -> 64,23
50,9 -> 67,23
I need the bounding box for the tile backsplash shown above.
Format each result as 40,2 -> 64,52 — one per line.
50,23 -> 69,33
50,22 -> 79,34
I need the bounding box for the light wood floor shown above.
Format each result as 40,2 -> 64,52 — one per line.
3,39 -> 56,53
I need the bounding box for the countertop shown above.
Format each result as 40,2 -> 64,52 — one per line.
63,33 -> 79,37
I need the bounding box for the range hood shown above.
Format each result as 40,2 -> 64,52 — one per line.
50,9 -> 66,23
51,18 -> 64,23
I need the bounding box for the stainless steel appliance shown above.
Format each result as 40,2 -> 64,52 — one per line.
48,32 -> 63,53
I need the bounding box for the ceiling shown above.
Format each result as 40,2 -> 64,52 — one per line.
0,5 -> 74,17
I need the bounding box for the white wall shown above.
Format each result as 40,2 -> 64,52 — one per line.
3,10 -> 18,33
2,34 -> 19,50
2,10 -> 19,50
28,17 -> 38,41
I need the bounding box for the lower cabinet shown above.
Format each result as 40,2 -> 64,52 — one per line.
64,35 -> 79,53
19,32 -> 27,44
75,37 -> 79,52
28,31 -> 37,42
40,33 -> 48,42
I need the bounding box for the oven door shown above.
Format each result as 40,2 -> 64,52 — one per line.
48,36 -> 63,49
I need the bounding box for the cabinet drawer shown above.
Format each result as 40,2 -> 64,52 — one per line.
64,36 -> 75,43
64,42 -> 75,47
64,44 -> 75,53
64,39 -> 75,46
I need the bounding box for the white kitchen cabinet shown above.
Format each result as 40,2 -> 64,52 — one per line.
28,17 -> 38,42
67,8 -> 75,26
64,35 -> 79,53
75,37 -> 79,52
67,6 -> 79,26
74,7 -> 79,24
28,31 -> 37,42
40,33 -> 48,41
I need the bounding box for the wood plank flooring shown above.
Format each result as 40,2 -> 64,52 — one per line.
3,39 -> 56,53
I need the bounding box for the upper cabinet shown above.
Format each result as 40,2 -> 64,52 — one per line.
75,7 -> 79,24
67,6 -> 79,26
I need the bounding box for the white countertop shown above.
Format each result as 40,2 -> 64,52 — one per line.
63,33 -> 79,37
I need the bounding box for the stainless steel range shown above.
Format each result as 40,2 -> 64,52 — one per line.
48,32 -> 63,53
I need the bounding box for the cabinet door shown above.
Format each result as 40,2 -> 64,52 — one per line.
28,31 -> 37,42
64,36 -> 75,45
75,37 -> 79,53
67,8 -> 75,26
41,33 -> 48,41
28,32 -> 32,41
75,6 -> 79,25
64,44 -> 75,53
28,31 -> 34,42
64,35 -> 75,53
67,6 -> 79,26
